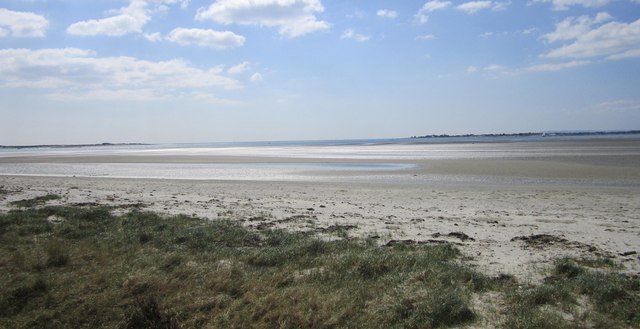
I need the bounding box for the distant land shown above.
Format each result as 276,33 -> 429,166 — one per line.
411,130 -> 640,139
0,142 -> 148,150
2,130 -> 640,149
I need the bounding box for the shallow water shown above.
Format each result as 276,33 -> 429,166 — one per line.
2,136 -> 639,186
0,162 -> 413,181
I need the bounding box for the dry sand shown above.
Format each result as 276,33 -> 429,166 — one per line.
1,138 -> 639,282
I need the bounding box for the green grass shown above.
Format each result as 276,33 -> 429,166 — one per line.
503,257 -> 640,329
0,206 -> 487,329
0,205 -> 638,328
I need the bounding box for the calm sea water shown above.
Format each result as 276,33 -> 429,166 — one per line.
1,134 -> 639,184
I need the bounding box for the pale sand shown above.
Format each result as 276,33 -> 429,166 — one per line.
1,139 -> 639,282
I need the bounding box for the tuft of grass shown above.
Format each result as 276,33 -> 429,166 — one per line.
390,289 -> 476,328
575,256 -> 619,269
45,239 -> 69,267
554,257 -> 583,278
10,194 -> 61,208
119,295 -> 180,329
503,257 -> 640,329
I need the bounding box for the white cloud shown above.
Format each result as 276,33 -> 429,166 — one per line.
543,12 -> 612,43
531,0 -> 610,11
526,60 -> 591,71
228,61 -> 250,74
484,64 -> 504,71
415,34 -> 437,40
466,65 -> 478,73
341,29 -> 370,42
591,100 -> 640,112
377,9 -> 398,19
457,1 -> 493,14
607,49 -> 640,60
0,8 -> 48,38
415,1 -> 451,24
166,28 -> 245,49
173,0 -> 191,9
250,72 -> 263,82
492,1 -> 512,11
144,32 -> 162,42
195,0 -> 329,38
542,13 -> 640,60
154,0 -> 191,11
456,1 -> 511,14
67,0 -> 150,36
0,48 -> 241,102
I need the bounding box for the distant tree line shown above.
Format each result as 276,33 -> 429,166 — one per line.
411,130 -> 640,139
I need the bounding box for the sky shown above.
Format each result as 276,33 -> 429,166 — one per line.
1,0 -> 639,145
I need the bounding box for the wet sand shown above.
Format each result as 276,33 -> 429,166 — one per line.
1,138 -> 639,281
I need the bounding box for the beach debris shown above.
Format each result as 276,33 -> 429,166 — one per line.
385,239 -> 416,246
316,224 -> 357,233
385,239 -> 463,247
250,222 -> 275,230
511,234 -> 568,245
277,214 -> 315,223
248,216 -> 268,222
511,234 -> 600,254
432,232 -> 475,242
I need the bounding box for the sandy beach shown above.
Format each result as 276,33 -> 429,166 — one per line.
1,138 -> 639,281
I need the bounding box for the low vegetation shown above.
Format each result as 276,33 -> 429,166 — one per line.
504,257 -> 640,328
0,197 -> 638,328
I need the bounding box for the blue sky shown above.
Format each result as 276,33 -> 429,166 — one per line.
1,0 -> 639,144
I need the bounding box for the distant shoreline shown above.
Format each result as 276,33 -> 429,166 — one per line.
411,129 -> 640,139
2,130 -> 639,149
0,142 -> 149,150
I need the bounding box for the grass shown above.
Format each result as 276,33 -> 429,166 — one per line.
503,257 -> 640,329
0,204 -> 638,328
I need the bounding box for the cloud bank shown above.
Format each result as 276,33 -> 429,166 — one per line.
195,0 -> 329,38
0,48 -> 241,102
0,8 -> 48,38
166,28 -> 245,48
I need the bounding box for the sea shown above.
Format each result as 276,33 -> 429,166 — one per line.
1,134 -> 639,184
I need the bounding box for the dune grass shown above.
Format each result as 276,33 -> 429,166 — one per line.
0,204 -> 489,329
0,200 -> 638,328
503,257 -> 640,329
